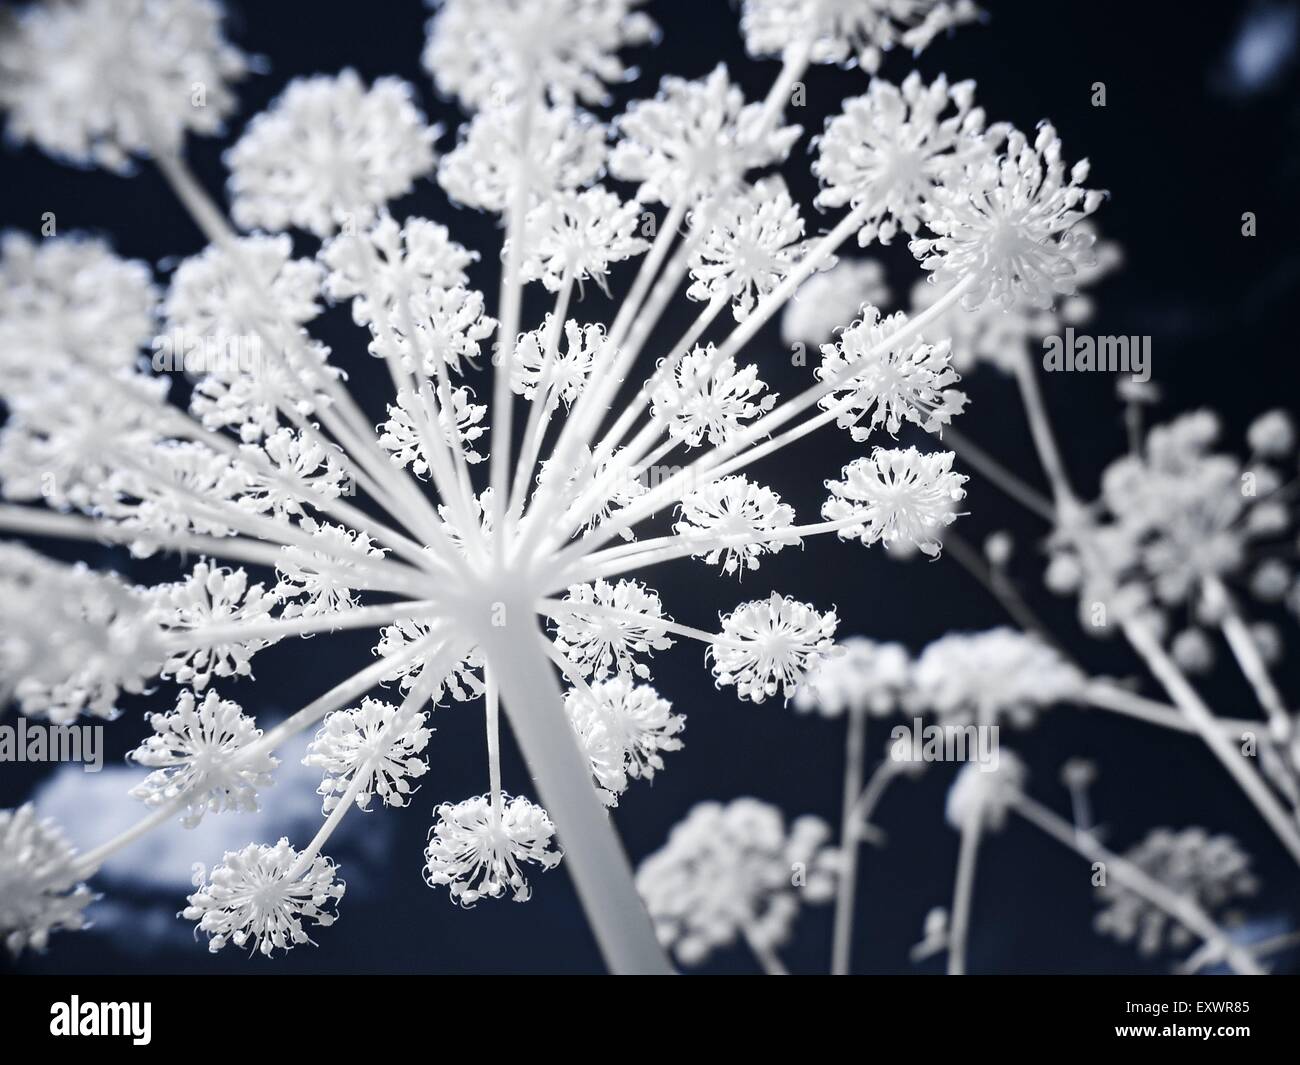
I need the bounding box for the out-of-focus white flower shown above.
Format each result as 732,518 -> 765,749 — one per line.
741,0 -> 979,72
817,308 -> 966,439
1094,828 -> 1256,956
304,697 -> 432,813
781,257 -> 891,347
0,544 -> 163,722
511,317 -> 602,406
227,71 -> 437,238
674,475 -> 798,576
1101,412 -> 1258,606
565,676 -> 684,805
650,345 -> 776,447
815,73 -> 1003,246
520,187 -> 649,294
0,233 -> 157,384
710,592 -> 838,703
129,689 -> 278,827
0,0 -> 247,170
184,837 -> 345,955
984,530 -> 1014,568
423,794 -> 562,905
911,279 -> 1048,376
793,636 -> 911,717
1247,410 -> 1295,458
913,124 -> 1105,309
438,104 -> 607,212
320,214 -> 477,327
423,0 -> 656,109
688,178 -> 809,321
1170,627 -> 1215,674
610,65 -> 802,207
822,446 -> 967,557
552,579 -> 674,679
0,805 -> 94,956
636,797 -> 837,966
152,561 -> 280,690
945,751 -> 1026,831
1251,559 -> 1291,602
911,628 -> 1084,726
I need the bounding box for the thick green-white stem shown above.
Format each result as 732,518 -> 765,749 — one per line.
831,706 -> 867,975
474,611 -> 673,974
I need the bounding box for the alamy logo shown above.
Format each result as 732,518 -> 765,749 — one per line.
888,719 -> 1001,772
0,718 -> 102,771
1042,327 -> 1151,383
49,997 -> 151,1045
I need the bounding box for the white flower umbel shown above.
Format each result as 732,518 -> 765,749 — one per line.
153,561 -> 280,689
817,308 -> 967,439
551,579 -> 674,679
649,345 -> 777,448
305,697 -> 433,813
0,0 -> 1044,972
710,593 -> 839,703
673,476 -> 798,576
637,798 -> 837,971
520,189 -> 649,294
128,689 -> 279,827
912,124 -> 1105,309
0,544 -> 163,723
0,806 -> 94,956
688,177 -> 809,322
565,675 -> 685,805
184,837 -> 345,955
814,73 -> 1003,246
822,447 -> 968,556
423,793 -> 562,905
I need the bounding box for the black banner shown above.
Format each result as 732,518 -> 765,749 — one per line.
0,974 -> 1292,1050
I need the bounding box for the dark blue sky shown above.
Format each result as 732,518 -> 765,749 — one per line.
4,0 -> 1299,974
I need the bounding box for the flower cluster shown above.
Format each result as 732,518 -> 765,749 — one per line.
423,794 -> 562,905
0,0 -> 1161,974
636,798 -> 838,966
184,838 -> 345,955
1094,828 -> 1257,957
0,806 -> 94,956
